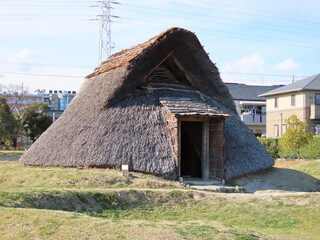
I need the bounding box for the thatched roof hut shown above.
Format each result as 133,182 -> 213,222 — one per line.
20,27 -> 274,180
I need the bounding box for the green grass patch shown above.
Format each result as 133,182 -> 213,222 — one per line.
234,233 -> 259,240
0,160 -> 319,239
0,189 -> 318,239
275,161 -> 320,179
0,150 -> 24,154
168,190 -> 184,197
0,161 -> 181,190
0,206 -> 277,240
1,188 -> 316,238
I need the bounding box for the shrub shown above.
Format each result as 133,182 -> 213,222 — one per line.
258,138 -> 280,158
279,147 -> 298,159
300,135 -> 320,159
280,115 -> 313,160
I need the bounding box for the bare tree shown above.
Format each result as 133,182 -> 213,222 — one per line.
0,83 -> 30,112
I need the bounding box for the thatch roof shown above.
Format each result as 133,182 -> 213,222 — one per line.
20,27 -> 274,179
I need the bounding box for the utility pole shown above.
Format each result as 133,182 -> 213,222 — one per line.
97,0 -> 119,65
279,113 -> 283,137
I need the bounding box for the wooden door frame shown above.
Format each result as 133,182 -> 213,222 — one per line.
178,117 -> 210,180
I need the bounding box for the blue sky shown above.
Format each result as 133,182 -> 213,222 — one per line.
0,0 -> 319,92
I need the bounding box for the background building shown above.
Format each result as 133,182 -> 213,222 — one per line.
259,73 -> 320,137
225,83 -> 282,136
0,88 -> 76,148
35,89 -> 77,121
0,91 -> 42,112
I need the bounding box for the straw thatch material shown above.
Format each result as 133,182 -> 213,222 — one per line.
20,27 -> 274,179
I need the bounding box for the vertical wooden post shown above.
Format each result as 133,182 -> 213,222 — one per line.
202,120 -> 209,180
178,120 -> 181,178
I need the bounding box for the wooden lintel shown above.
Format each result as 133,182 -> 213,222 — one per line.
178,116 -> 210,122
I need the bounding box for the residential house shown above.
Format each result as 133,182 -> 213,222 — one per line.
225,83 -> 282,136
259,73 -> 320,137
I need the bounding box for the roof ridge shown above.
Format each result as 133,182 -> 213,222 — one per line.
259,73 -> 320,97
86,27 -> 190,78
303,73 -> 320,90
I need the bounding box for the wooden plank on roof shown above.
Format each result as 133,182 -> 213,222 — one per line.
159,98 -> 230,118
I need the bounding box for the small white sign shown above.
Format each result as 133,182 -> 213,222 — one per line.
122,165 -> 129,171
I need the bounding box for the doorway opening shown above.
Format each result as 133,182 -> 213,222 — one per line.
180,121 -> 202,178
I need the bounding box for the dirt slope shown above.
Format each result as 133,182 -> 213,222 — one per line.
234,161 -> 320,193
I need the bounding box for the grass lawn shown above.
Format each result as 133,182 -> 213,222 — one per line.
0,153 -> 319,239
275,160 -> 320,179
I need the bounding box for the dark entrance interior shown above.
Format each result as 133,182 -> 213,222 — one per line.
181,121 -> 202,178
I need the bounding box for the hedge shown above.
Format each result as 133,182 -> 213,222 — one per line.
258,136 -> 320,159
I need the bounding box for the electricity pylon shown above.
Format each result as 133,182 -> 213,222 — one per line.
97,0 -> 119,65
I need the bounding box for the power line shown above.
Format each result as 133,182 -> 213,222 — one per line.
0,14 -> 95,17
0,0 -> 318,84
1,1 -> 319,38
116,14 -> 320,43
0,18 -> 93,21
118,4 -> 320,34
5,0 -> 320,24
3,0 -> 320,28
0,61 -> 93,69
0,69 -> 308,82
0,71 -> 84,78
0,70 -> 308,81
0,4 -> 90,7
220,72 -> 308,78
192,0 -> 320,22
222,79 -> 294,85
116,18 -> 320,50
0,0 -> 91,2
134,0 -> 320,24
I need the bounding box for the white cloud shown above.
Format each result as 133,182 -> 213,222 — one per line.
220,55 -> 302,85
6,48 -> 53,72
276,59 -> 300,72
8,48 -> 39,63
221,54 -> 265,74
